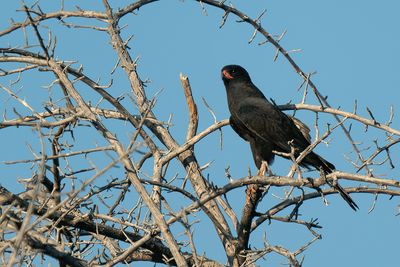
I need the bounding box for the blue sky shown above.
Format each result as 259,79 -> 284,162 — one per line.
1,1 -> 400,266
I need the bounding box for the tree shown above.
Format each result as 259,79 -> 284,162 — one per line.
0,1 -> 399,266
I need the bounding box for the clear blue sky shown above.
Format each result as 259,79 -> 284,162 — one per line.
1,1 -> 400,266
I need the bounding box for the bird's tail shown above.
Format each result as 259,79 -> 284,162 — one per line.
308,153 -> 359,211
319,155 -> 359,211
333,183 -> 359,211
317,155 -> 335,174
302,152 -> 335,173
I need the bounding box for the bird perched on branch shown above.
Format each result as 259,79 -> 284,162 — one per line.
221,64 -> 358,211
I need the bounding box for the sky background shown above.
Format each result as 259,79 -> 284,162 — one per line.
1,0 -> 400,266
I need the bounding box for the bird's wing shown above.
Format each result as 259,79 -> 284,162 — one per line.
289,116 -> 311,143
229,116 -> 250,141
232,97 -> 310,153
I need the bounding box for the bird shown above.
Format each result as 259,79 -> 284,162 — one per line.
221,64 -> 358,211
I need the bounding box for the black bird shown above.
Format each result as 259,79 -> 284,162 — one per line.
221,64 -> 358,211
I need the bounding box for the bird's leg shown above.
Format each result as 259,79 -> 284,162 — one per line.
258,160 -> 272,176
258,161 -> 267,176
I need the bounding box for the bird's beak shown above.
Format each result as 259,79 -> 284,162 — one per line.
222,70 -> 234,80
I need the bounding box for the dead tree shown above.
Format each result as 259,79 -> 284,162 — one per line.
0,1 -> 398,266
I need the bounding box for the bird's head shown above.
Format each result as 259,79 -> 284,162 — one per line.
221,65 -> 251,84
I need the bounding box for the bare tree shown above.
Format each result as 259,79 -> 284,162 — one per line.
0,1 -> 398,266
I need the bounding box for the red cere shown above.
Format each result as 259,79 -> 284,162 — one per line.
223,70 -> 234,79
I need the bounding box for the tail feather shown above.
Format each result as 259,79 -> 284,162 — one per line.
334,183 -> 359,211
318,155 -> 335,174
308,153 -> 359,211
302,152 -> 335,173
